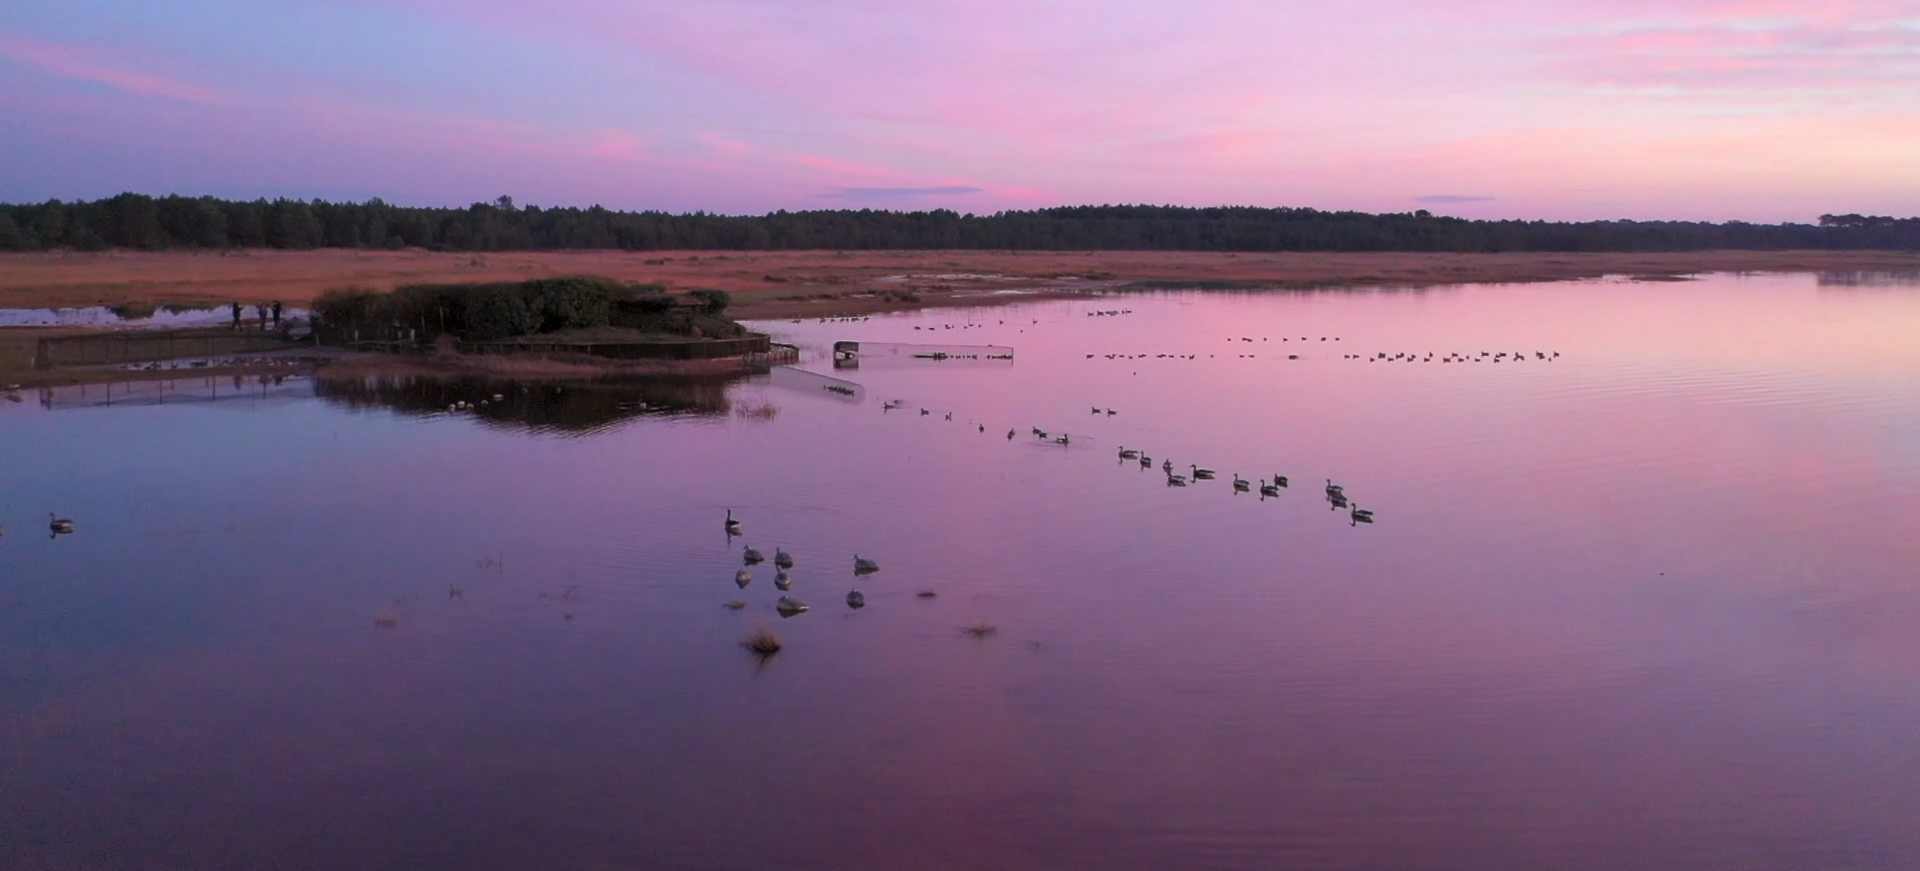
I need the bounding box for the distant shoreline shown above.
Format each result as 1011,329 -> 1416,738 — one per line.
1,248 -> 1915,323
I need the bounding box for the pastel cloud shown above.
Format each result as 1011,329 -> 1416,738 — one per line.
0,0 -> 1916,220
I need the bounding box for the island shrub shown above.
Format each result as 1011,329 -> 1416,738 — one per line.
463,284 -> 538,341
688,288 -> 731,315
525,276 -> 617,332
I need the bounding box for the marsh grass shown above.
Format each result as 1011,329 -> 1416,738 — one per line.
743,627 -> 783,655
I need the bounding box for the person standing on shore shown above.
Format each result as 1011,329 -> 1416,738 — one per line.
255,304 -> 268,330
231,302 -> 242,329
271,301 -> 283,329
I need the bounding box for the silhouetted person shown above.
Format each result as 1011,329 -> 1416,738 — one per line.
271,301 -> 283,329
231,302 -> 242,329
255,304 -> 268,330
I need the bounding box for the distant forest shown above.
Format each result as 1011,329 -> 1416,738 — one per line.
1,194 -> 1916,253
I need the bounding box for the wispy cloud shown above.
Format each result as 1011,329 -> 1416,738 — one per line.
1417,195 -> 1498,204
0,33 -> 226,104
827,186 -> 985,199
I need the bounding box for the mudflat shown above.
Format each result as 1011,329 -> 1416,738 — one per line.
1,249 -> 1915,319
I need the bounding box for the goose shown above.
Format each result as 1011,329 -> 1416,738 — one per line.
1036,429 -> 1050,440
1091,407 -> 1102,414
1106,409 -> 1117,416
1007,429 -> 1016,440
846,590 -> 866,609
775,569 -> 793,590
48,513 -> 74,535
1166,473 -> 1188,486
854,554 -> 880,574
1118,446 -> 1140,459
920,408 -> 930,416
1259,482 -> 1280,498
1056,434 -> 1070,446
1139,454 -> 1153,468
1162,459 -> 1174,473
1324,479 -> 1344,495
1190,465 -> 1216,480
774,548 -> 794,568
743,546 -> 765,565
1350,505 -> 1375,524
1232,474 -> 1251,492
735,569 -> 753,589
1272,474 -> 1289,488
725,509 -> 742,535
776,596 -> 810,615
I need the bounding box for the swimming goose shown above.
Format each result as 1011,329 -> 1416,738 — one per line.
1232,474 -> 1251,492
774,548 -> 794,568
48,513 -> 74,535
735,569 -> 753,588
1056,434 -> 1071,446
854,554 -> 880,574
1190,465 -> 1216,480
1118,446 -> 1140,459
725,509 -> 742,535
743,546 -> 765,565
1139,454 -> 1153,468
775,569 -> 793,590
1259,482 -> 1280,497
1007,429 -> 1016,439
777,596 -> 810,615
846,590 -> 866,609
1272,474 -> 1289,488
1350,505 -> 1375,524
1324,479 -> 1344,495
1166,473 -> 1189,486
1162,459 -> 1174,473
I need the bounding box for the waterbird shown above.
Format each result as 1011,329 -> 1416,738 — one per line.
854,554 -> 880,574
743,546 -> 765,565
1351,505 -> 1375,524
48,513 -> 74,535
1273,474 -> 1289,488
1056,434 -> 1071,446
1007,429 -> 1016,440
775,569 -> 793,590
1232,475 -> 1251,492
725,509 -> 742,535
735,569 -> 752,589
1118,446 -> 1140,459
1259,482 -> 1280,498
846,590 -> 866,609
1162,459 -> 1174,473
1190,465 -> 1216,480
777,596 -> 811,615
774,547 -> 794,568
1139,454 -> 1153,468
1324,479 -> 1344,495
1166,473 -> 1189,486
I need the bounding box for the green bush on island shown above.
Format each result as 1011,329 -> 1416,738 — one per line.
311,277 -> 740,343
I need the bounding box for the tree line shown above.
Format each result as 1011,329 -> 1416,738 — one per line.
1,193 -> 1915,253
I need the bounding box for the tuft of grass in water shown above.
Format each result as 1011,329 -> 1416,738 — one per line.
373,614 -> 398,628
961,623 -> 997,639
743,627 -> 783,654
917,590 -> 937,599
723,600 -> 747,610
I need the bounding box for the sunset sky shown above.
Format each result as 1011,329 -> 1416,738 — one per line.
2,0 -> 1915,220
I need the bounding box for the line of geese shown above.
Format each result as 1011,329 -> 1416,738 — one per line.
724,510 -> 879,614
1347,351 -> 1561,362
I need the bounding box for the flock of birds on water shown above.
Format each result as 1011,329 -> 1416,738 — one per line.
719,509 -> 894,618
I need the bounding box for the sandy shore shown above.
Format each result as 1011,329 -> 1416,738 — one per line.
2,249 -> 1914,321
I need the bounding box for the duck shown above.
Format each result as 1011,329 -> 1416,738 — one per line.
775,569 -> 793,590
48,513 -> 74,535
735,569 -> 752,589
1190,465 -> 1216,480
1118,446 -> 1140,459
854,554 -> 880,574
1232,474 -> 1251,492
743,546 -> 765,565
774,547 -> 794,568
725,509 -> 742,536
1007,429 -> 1016,439
846,590 -> 866,609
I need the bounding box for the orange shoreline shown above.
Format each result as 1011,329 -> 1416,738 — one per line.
2,248 -> 1915,321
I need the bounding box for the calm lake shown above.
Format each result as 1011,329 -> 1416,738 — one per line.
3,273 -> 1918,871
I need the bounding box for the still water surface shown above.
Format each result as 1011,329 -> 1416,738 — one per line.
3,274 -> 1918,870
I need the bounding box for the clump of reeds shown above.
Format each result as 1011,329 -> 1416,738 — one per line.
743,627 -> 783,655
961,623 -> 997,639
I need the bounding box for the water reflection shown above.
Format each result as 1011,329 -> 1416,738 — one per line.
1817,270 -> 1920,288
312,373 -> 743,434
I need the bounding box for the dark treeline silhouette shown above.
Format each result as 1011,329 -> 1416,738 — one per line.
2,193 -> 1916,253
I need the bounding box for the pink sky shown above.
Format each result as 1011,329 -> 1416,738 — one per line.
1,0 -> 1916,219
